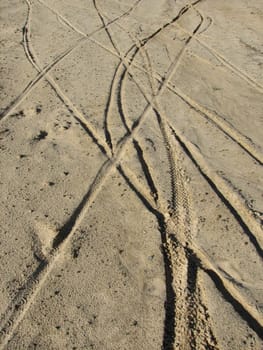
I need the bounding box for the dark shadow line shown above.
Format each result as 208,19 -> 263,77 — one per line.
186,247 -> 263,340
52,160 -> 108,248
115,41 -> 160,202
186,255 -> 198,350
206,267 -> 263,339
132,139 -> 159,201
117,47 -> 139,133
169,89 -> 263,166
93,0 -> 139,152
170,127 -> 263,259
73,115 -> 108,156
93,0 -> 118,152
117,166 -> 175,349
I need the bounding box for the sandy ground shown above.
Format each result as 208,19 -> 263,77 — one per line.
0,0 -> 262,349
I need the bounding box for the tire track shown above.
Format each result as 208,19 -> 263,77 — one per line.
21,0 -> 145,159
119,44 -> 263,342
94,3 -> 218,348
124,39 -> 263,167
118,151 -> 263,341
119,145 -> 263,344
26,0 -> 263,172
166,83 -> 263,165
93,0 -> 161,202
80,28 -> 263,166
98,4 -> 218,348
112,53 -> 263,225
2,1 -> 262,348
39,0 -> 141,155
0,4 -> 197,346
83,3 -> 263,341
108,11 -> 263,338
83,14 -> 263,167
93,0 -> 150,155
92,0 -> 179,207
37,0 -> 87,37
105,13 -> 206,346
94,0 -> 198,216
153,77 -> 199,350
189,242 -> 263,339
173,14 -> 263,94
0,35 -> 86,123
0,0 -> 140,124
97,1 -> 157,95
168,123 -> 263,257
126,18 -> 263,257
117,165 -> 176,349
23,1 -> 112,157
57,0 -> 263,342
94,25 -> 131,152
0,0 -> 156,346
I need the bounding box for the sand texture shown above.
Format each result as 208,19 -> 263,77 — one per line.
0,0 -> 262,349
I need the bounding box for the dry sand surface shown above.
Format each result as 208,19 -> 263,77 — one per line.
0,0 -> 263,349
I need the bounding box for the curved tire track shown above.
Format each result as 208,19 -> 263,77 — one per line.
1,1 -> 262,349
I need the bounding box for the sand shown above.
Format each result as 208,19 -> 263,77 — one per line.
0,0 -> 262,349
